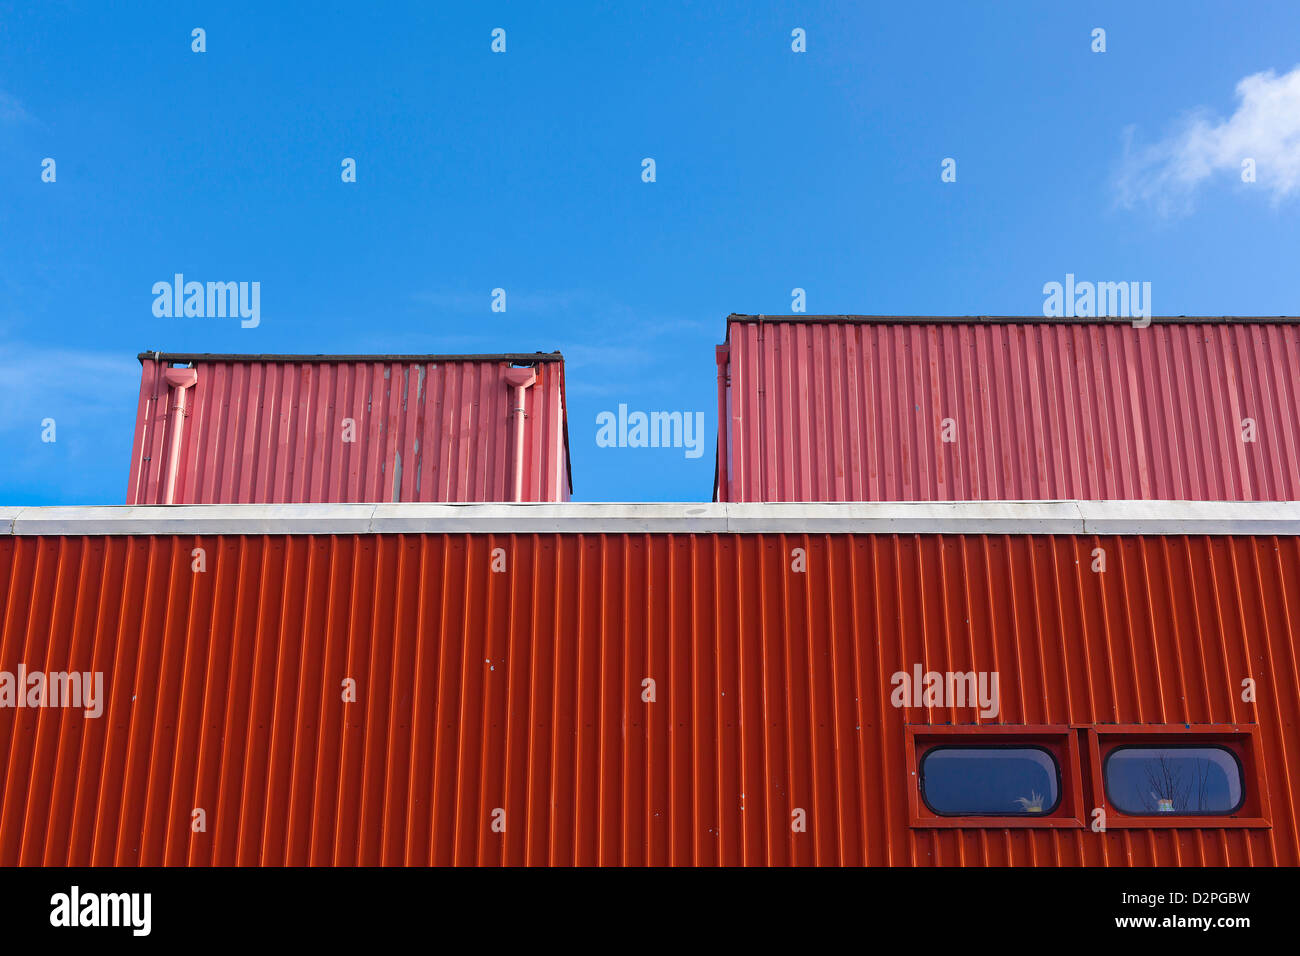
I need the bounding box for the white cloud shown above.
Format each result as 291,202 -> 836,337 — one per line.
411,289 -> 583,313
0,90 -> 27,123
0,344 -> 138,428
0,344 -> 139,502
1118,65 -> 1300,214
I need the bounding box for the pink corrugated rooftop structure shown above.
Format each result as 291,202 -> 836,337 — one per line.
127,351 -> 571,504
715,315 -> 1300,502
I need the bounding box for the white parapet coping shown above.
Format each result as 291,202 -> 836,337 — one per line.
368,502 -> 731,534
2,503 -> 379,537
1076,499 -> 1300,535
3,501 -> 1300,536
723,500 -> 1088,534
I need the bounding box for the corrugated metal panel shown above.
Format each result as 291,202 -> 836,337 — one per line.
2,527 -> 1296,866
127,355 -> 570,504
717,317 -> 1300,502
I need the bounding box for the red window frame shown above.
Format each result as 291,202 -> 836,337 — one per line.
1087,724 -> 1270,829
905,725 -> 1086,829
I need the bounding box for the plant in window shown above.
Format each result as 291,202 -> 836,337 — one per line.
1013,790 -> 1045,813
1138,752 -> 1214,813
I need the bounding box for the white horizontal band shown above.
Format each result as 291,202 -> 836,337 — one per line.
2,501 -> 1299,536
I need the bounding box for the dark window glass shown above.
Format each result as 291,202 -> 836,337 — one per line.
1104,746 -> 1244,815
920,746 -> 1061,816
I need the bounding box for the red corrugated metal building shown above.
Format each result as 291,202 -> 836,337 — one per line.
127,352 -> 571,505
2,502 -> 1297,866
715,316 -> 1300,502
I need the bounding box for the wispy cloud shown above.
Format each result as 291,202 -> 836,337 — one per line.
411,289 -> 585,313
0,90 -> 28,123
563,344 -> 653,367
1117,65 -> 1300,215
0,343 -> 139,502
410,288 -> 715,336
0,344 -> 138,428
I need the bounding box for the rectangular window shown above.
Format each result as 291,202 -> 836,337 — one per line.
1104,745 -> 1243,815
1087,725 -> 1270,829
905,726 -> 1085,829
921,746 -> 1061,816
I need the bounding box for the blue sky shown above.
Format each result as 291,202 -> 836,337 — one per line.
2,1 -> 1298,504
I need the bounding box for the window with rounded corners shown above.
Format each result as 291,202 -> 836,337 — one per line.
1103,745 -> 1245,816
919,745 -> 1062,817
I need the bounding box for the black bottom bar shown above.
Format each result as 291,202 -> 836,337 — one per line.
0,865 -> 1277,943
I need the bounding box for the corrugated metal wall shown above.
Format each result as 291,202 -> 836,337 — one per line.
718,318 -> 1300,501
2,530 -> 1296,866
127,355 -> 570,504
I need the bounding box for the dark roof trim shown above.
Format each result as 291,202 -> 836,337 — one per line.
558,360 -> 574,496
138,351 -> 565,365
728,314 -> 1300,325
